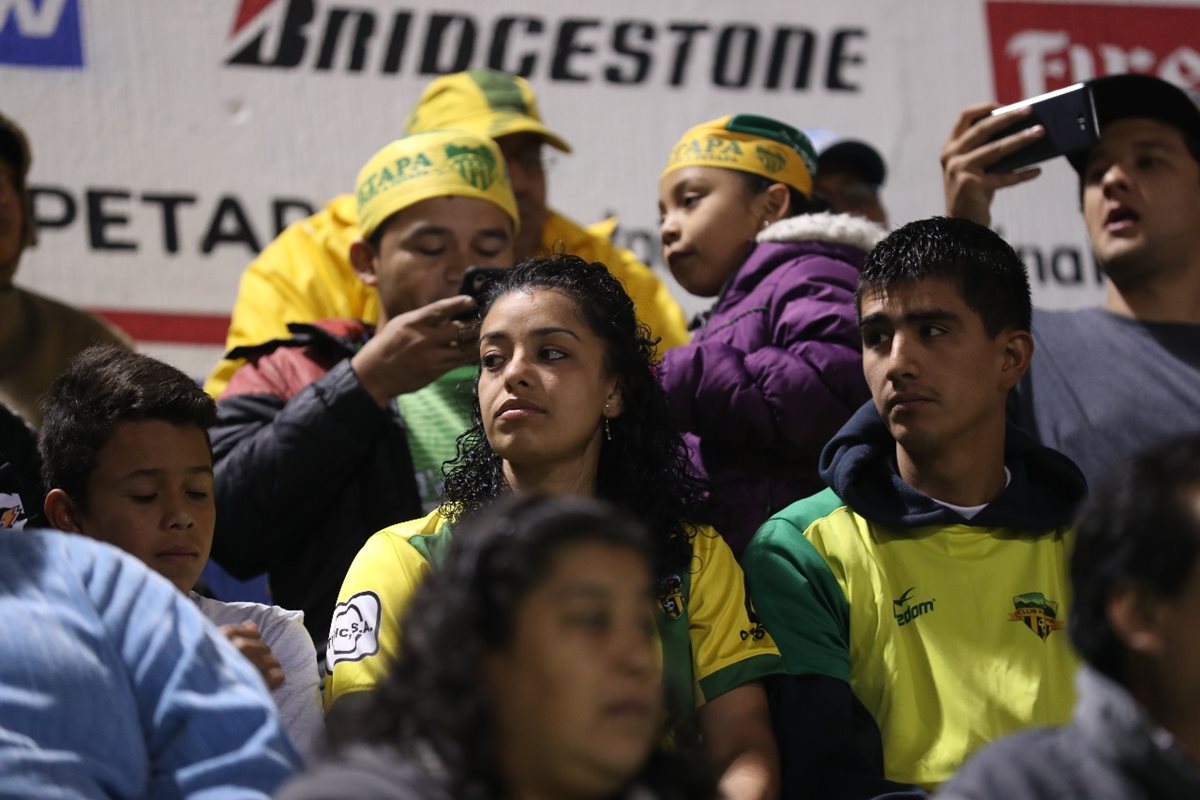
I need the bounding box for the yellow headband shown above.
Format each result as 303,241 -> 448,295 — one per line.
355,130 -> 519,240
661,114 -> 817,197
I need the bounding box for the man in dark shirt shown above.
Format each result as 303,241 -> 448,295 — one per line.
942,74 -> 1200,488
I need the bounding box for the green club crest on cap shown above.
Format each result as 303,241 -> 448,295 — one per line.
445,143 -> 497,191
756,145 -> 787,174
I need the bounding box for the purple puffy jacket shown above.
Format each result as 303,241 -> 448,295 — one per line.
658,212 -> 886,556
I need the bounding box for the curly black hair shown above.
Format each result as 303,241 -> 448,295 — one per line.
439,254 -> 708,576
339,494 -> 714,800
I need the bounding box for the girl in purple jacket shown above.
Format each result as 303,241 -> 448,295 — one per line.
657,114 -> 887,556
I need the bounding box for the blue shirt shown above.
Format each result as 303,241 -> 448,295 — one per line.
0,529 -> 299,798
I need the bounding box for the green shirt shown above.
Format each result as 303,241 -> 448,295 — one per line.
395,365 -> 476,513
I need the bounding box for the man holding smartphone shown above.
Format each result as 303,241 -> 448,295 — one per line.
210,131 -> 518,654
205,69 -> 689,400
942,73 -> 1200,488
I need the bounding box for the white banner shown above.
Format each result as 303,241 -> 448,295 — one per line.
4,0 -> 1197,375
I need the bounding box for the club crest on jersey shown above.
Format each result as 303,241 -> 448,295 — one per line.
658,574 -> 684,620
1009,591 -> 1063,641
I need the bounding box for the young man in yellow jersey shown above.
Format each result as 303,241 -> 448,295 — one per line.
744,216 -> 1086,796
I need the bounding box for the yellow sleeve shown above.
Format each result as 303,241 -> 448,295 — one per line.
544,211 -> 690,357
322,524 -> 432,710
204,195 -> 380,397
688,527 -> 783,705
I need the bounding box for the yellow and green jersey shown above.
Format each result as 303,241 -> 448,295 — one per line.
745,488 -> 1079,791
325,509 -> 782,721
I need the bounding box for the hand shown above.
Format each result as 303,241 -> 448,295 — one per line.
351,295 -> 479,407
221,621 -> 285,689
941,102 -> 1046,227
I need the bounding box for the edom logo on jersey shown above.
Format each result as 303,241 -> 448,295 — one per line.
0,0 -> 84,68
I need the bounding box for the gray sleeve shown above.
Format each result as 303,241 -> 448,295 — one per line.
259,606 -> 326,764
277,746 -> 446,800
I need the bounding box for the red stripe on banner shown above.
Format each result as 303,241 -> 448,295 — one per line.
231,0 -> 277,36
91,309 -> 231,346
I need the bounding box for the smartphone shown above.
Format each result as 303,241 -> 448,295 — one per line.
454,266 -> 507,320
458,266 -> 506,302
985,83 -> 1100,174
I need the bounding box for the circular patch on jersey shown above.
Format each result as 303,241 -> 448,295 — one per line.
327,591 -> 381,668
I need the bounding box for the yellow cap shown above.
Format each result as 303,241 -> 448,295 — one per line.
405,69 -> 571,153
661,114 -> 817,198
355,130 -> 519,240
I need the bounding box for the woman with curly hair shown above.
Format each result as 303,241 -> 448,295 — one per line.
282,494 -> 711,800
325,255 -> 782,800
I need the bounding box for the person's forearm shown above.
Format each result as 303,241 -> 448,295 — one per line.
701,684 -> 780,800
715,747 -> 779,800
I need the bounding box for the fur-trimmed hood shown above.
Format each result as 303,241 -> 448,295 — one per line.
757,211 -> 887,252
710,211 -> 882,316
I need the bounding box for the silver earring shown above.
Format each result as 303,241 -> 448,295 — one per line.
604,403 -> 612,441
761,218 -> 770,229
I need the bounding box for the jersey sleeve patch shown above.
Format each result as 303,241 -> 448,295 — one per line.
326,591 -> 381,668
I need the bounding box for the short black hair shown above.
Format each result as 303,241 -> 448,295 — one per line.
1069,435 -> 1200,682
39,346 -> 216,510
856,216 -> 1031,336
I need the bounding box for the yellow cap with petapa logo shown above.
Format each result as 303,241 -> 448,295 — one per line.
355,129 -> 520,240
405,69 -> 571,153
662,114 -> 818,198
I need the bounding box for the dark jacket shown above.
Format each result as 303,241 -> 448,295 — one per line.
211,320 -> 423,647
659,212 -> 885,556
820,401 -> 1087,530
938,666 -> 1200,799
0,401 -> 42,530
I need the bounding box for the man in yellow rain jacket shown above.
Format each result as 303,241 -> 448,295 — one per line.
205,70 -> 687,397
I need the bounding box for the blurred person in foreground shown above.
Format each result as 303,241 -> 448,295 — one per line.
0,527 -> 298,796
281,494 -> 714,800
940,435 -> 1200,799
